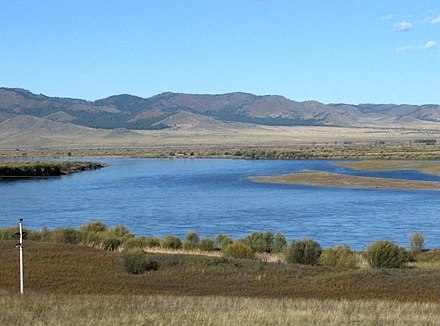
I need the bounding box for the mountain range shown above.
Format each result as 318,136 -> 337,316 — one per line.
1,87 -> 440,130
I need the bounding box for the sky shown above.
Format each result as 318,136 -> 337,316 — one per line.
1,0 -> 439,105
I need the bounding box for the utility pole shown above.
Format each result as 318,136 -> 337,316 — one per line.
15,219 -> 25,295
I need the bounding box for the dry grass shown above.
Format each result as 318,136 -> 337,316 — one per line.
1,293 -> 439,326
252,170 -> 440,190
1,240 -> 440,325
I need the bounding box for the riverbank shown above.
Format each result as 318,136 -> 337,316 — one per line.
0,161 -> 108,178
2,142 -> 440,160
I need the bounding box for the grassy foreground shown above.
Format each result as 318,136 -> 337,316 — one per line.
1,293 -> 439,325
1,239 -> 440,325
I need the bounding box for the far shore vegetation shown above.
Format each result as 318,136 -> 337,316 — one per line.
1,222 -> 439,324
0,160 -> 107,178
1,140 -> 440,160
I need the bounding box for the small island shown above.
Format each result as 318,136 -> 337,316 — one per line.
252,170 -> 440,191
335,160 -> 440,176
0,160 -> 108,179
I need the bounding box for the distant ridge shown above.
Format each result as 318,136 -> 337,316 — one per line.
1,87 -> 440,130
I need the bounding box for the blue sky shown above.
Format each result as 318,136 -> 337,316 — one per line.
1,1 -> 439,104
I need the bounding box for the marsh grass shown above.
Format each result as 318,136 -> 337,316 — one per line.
1,240 -> 440,302
0,293 -> 439,326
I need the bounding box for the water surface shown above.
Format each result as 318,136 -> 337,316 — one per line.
1,158 -> 439,250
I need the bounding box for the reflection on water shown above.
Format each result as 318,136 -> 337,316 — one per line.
0,158 -> 439,250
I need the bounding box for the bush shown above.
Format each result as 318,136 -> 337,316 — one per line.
79,221 -> 107,234
273,232 -> 287,253
215,234 -> 233,250
223,241 -> 254,259
161,235 -> 182,249
199,238 -> 215,251
183,231 -> 200,250
50,228 -> 83,244
285,239 -> 322,265
365,240 -> 409,268
319,245 -> 358,268
410,232 -> 425,256
102,235 -> 122,251
124,236 -> 162,250
0,227 -> 18,240
242,231 -> 274,253
107,224 -> 133,238
119,249 -> 159,274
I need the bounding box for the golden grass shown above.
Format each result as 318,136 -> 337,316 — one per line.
1,293 -> 439,326
252,170 -> 440,190
336,160 -> 440,176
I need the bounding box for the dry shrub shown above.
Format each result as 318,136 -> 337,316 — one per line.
410,232 -> 425,256
366,240 -> 409,268
198,238 -> 215,251
161,235 -> 182,249
223,241 -> 254,259
319,245 -> 358,268
119,249 -> 158,274
285,239 -> 322,265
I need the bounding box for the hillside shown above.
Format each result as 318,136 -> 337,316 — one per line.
2,87 -> 440,130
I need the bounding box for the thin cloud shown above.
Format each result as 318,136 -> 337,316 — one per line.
431,15 -> 440,24
392,21 -> 413,32
423,40 -> 438,49
396,45 -> 415,52
382,14 -> 395,20
396,41 -> 437,52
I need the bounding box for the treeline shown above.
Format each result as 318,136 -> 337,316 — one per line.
0,161 -> 106,177
0,221 -> 428,273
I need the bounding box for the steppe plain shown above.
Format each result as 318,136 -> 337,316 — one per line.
2,113 -> 440,325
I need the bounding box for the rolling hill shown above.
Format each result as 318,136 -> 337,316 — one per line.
2,87 -> 440,130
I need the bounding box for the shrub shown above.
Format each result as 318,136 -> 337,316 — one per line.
242,231 -> 274,253
365,240 -> 409,268
273,232 -> 287,253
285,239 -> 322,265
102,235 -> 122,251
215,234 -> 233,250
410,232 -> 425,256
223,241 -> 254,259
161,235 -> 182,249
50,228 -> 83,244
123,237 -> 148,250
0,227 -> 18,240
319,245 -> 358,268
143,237 -> 161,248
119,249 -> 159,274
183,231 -> 200,250
84,232 -> 103,247
199,238 -> 215,251
79,221 -> 107,234
107,224 -> 134,238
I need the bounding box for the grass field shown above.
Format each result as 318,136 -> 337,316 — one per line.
2,293 -> 440,325
1,237 -> 440,325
